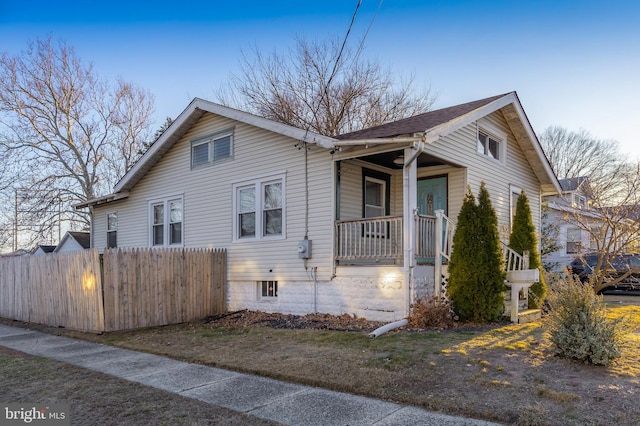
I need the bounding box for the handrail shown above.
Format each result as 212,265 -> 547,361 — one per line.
501,242 -> 530,271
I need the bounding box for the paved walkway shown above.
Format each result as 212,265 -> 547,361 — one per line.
0,324 -> 500,425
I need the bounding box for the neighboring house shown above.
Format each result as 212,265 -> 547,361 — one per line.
32,245 -> 56,255
53,231 -> 91,254
542,177 -> 640,271
76,91 -> 560,321
542,177 -> 595,270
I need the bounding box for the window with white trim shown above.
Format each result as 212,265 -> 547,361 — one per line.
510,186 -> 522,231
573,194 -> 587,209
258,280 -> 278,299
191,128 -> 233,168
234,174 -> 285,241
107,212 -> 117,248
566,228 -> 582,254
477,130 -> 502,160
149,197 -> 183,247
364,177 -> 386,218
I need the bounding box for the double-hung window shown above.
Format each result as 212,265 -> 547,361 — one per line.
107,212 -> 118,248
191,128 -> 233,168
566,228 -> 582,254
149,196 -> 183,247
234,174 -> 285,241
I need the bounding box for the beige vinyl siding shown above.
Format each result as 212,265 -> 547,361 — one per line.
338,160 -> 401,220
425,110 -> 543,235
94,112 -> 335,282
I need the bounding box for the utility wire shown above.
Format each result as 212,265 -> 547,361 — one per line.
353,0 -> 383,64
301,0 -> 364,241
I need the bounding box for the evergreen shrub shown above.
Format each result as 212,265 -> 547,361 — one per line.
447,183 -> 506,322
508,190 -> 547,308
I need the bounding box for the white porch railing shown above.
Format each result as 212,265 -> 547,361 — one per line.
501,242 -> 530,271
334,213 -> 455,263
434,210 -> 455,298
334,216 -> 403,260
415,214 -> 437,258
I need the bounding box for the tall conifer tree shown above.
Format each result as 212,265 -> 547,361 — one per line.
509,190 -> 547,308
448,183 -> 506,322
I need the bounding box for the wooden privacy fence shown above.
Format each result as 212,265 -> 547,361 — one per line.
0,250 -> 104,332
0,248 -> 226,332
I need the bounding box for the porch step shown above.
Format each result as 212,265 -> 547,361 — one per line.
517,309 -> 541,324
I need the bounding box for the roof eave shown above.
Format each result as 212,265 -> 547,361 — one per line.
113,98 -> 336,193
75,192 -> 130,209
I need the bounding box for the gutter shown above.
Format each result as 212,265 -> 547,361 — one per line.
333,136 -> 425,147
74,192 -> 130,209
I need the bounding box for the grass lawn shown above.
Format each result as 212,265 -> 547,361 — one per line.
2,304 -> 639,425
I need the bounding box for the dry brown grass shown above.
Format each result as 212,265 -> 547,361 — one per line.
3,301 -> 640,425
0,346 -> 277,425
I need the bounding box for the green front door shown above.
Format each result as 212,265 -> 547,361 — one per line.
417,176 -> 447,263
417,176 -> 447,216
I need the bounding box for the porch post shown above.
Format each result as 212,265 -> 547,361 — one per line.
434,210 -> 444,298
402,147 -> 418,316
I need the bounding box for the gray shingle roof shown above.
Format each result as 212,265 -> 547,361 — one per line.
559,177 -> 588,192
336,93 -> 510,140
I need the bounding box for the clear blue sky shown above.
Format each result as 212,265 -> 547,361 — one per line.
2,0 -> 639,160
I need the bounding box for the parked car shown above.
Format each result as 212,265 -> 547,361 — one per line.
568,253 -> 640,290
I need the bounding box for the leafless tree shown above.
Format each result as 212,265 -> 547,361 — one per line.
0,37 -> 155,250
539,126 -> 634,203
216,37 -> 436,137
540,126 -> 640,292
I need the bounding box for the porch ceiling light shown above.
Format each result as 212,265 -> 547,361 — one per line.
393,154 -> 404,166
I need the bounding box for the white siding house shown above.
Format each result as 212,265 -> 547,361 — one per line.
53,231 -> 90,254
78,92 -> 560,321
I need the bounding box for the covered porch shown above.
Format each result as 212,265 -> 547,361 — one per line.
332,139 -> 459,308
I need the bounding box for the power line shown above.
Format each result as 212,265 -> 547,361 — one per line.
353,0 -> 384,63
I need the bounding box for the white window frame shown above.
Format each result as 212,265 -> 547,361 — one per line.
233,173 -> 286,242
566,227 -> 582,254
364,176 -> 386,219
573,194 -> 587,209
476,122 -> 506,163
148,195 -> 184,247
509,185 -> 522,231
258,280 -> 278,300
106,212 -> 118,249
191,128 -> 234,168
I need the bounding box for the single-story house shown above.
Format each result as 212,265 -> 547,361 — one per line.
77,91 -> 561,321
53,231 -> 91,254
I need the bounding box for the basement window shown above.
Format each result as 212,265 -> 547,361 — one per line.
259,280 -> 278,299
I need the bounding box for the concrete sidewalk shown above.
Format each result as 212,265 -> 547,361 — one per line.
0,324 -> 500,425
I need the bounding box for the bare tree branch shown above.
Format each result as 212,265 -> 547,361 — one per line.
0,37 -> 155,250
216,37 -> 436,137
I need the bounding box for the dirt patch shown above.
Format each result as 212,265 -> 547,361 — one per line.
202,309 -> 387,331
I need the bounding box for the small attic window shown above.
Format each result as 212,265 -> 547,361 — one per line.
476,122 -> 506,163
191,128 -> 234,168
477,130 -> 501,160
